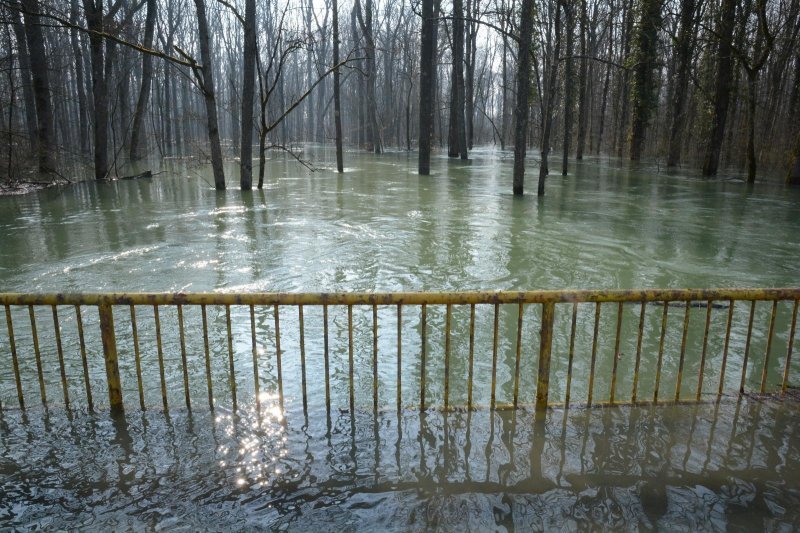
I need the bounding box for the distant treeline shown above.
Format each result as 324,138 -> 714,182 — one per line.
1,0 -> 799,192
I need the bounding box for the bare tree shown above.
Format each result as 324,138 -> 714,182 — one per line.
129,0 -> 156,161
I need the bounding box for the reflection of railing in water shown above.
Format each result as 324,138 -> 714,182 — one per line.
0,289 -> 798,413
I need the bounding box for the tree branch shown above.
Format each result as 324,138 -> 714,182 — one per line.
1,0 -> 199,69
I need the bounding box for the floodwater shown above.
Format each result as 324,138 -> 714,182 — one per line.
2,398 -> 800,529
1,146 -> 800,528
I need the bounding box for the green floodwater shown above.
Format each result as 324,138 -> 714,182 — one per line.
2,147 -> 799,294
1,146 -> 800,528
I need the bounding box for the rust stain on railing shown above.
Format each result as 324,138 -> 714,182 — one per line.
0,289 -> 798,415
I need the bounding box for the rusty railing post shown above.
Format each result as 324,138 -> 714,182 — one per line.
98,303 -> 123,412
535,302 -> 555,412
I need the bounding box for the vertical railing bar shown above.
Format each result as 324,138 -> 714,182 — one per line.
675,303 -> 691,402
782,300 -> 799,394
299,304 -> 307,411
373,304 -> 379,411
273,304 -> 282,407
129,305 -> 143,410
201,304 -> 213,410
225,304 -> 237,411
444,303 -> 452,409
565,302 -> 578,407
512,302 -> 523,408
696,300 -> 713,402
323,304 -> 331,411
653,301 -> 669,404
718,300 -> 735,398
587,302 -> 601,407
739,300 -> 756,394
396,304 -> 402,410
5,305 -> 24,409
490,303 -> 499,409
348,304 -> 354,413
535,302 -> 555,412
760,300 -> 779,394
467,303 -> 475,410
154,305 -> 168,410
420,303 -> 427,411
51,305 -> 70,409
631,301 -> 646,403
610,302 -> 623,405
178,305 -> 191,410
251,304 -> 261,408
98,303 -> 122,412
75,306 -> 93,411
28,305 -> 46,405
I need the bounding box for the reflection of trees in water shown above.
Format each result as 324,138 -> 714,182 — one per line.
1,397 -> 798,529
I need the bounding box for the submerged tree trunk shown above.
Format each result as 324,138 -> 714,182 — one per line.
614,0 -> 634,158
562,1 -> 575,175
355,0 -> 381,153
538,2 -> 562,196
10,2 -> 38,154
21,0 -> 56,176
788,131 -> 800,185
666,0 -> 697,167
418,0 -> 438,174
512,0 -> 535,195
628,0 -> 663,161
83,0 -> 109,180
194,0 -> 226,189
596,7 -> 614,155
702,0 -> 737,176
575,0 -> 589,160
69,0 -> 89,156
333,0 -> 344,172
745,70 -> 758,182
240,0 -> 256,189
447,0 -> 468,159
464,0 -> 477,150
129,0 -> 157,161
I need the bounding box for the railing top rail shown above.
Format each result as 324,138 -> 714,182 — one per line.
0,288 -> 798,307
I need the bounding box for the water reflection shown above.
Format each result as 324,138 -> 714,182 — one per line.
1,397 -> 799,529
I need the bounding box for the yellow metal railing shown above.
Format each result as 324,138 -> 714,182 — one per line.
0,288 -> 798,414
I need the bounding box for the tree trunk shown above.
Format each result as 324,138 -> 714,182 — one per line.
575,0 -> 589,160
129,0 -> 157,161
596,7 -> 614,155
511,0 -> 535,195
745,70 -> 758,183
83,0 -> 109,180
21,0 -> 56,176
628,0 -> 663,161
10,1 -> 38,155
355,0 -> 382,153
787,130 -> 800,185
465,0 -> 477,150
537,2 -> 562,196
418,0 -> 438,174
666,0 -> 696,167
333,0 -> 344,172
614,0 -> 634,158
447,0 -> 468,159
194,0 -> 226,189
240,0 -> 256,189
69,0 -> 89,156
562,1 -> 575,174
701,0 -> 737,176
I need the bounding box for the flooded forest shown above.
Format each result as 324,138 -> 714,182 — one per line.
1,0 -> 800,191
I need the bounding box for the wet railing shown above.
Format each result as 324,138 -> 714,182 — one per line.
0,289 -> 798,414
